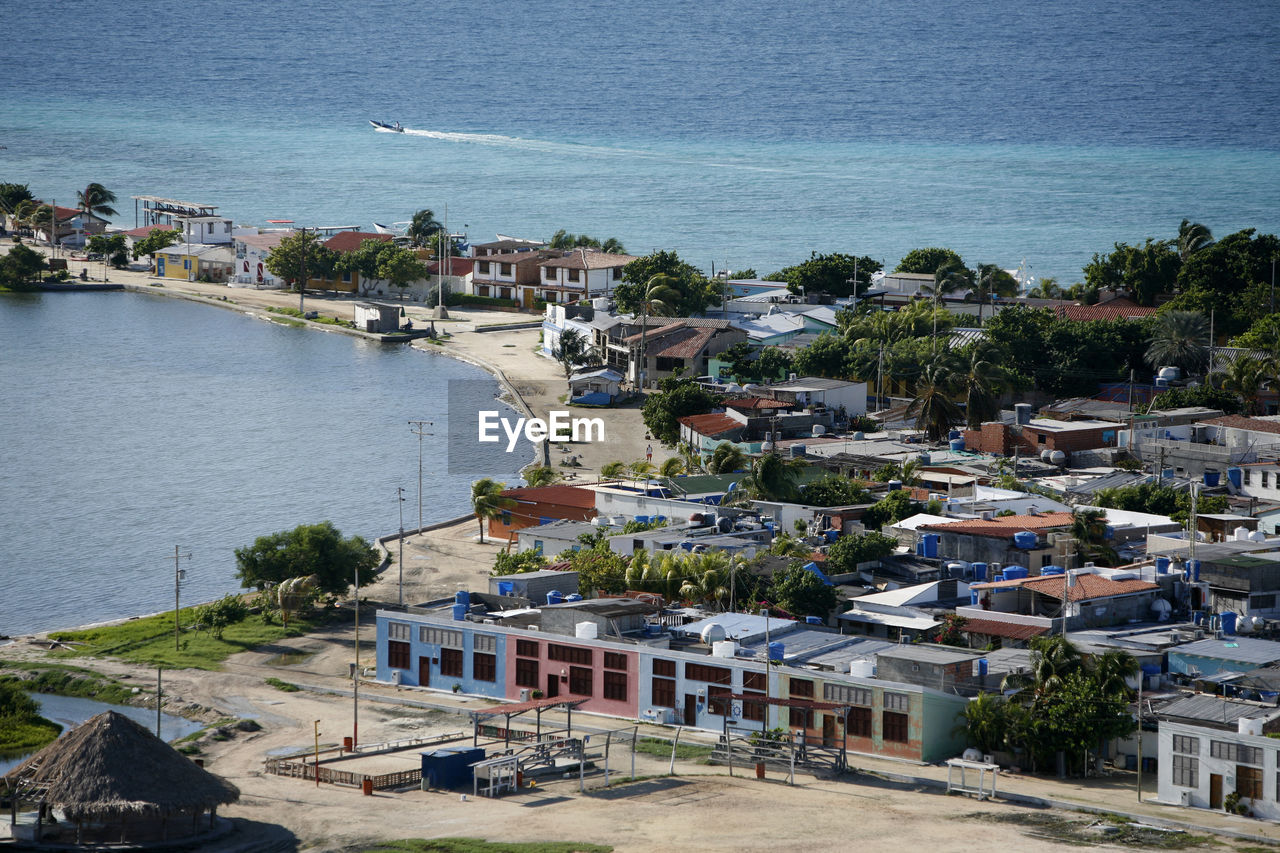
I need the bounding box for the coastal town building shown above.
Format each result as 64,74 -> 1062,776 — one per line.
485,485 -> 598,544
1158,704 -> 1280,817
535,250 -> 634,306
152,243 -> 235,282
470,249 -> 561,306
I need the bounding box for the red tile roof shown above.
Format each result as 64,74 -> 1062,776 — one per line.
323,232 -> 393,253
652,326 -> 718,360
1054,297 -> 1157,322
541,250 -> 637,270
1202,415 -> 1280,437
958,617 -> 1049,640
678,412 -> 744,438
919,511 -> 1074,539
972,571 -> 1158,602
122,224 -> 177,238
499,485 -> 598,509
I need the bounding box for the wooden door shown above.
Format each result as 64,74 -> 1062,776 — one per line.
545,673 -> 559,698
1209,773 -> 1223,809
822,714 -> 836,747
684,695 -> 698,726
418,657 -> 430,688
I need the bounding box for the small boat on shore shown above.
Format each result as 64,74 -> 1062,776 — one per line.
369,120 -> 405,133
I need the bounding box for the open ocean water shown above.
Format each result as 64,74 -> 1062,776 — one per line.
0,1 -> 1277,634
1,0 -> 1277,283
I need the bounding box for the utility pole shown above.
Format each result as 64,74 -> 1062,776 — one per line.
299,227 -> 308,314
1136,674 -> 1144,803
314,720 -> 321,787
353,565 -> 360,749
408,420 -> 433,532
173,545 -> 191,651
156,667 -> 163,738
397,486 -> 406,606
876,343 -> 884,413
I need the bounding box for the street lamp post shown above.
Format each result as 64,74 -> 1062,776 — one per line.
173,545 -> 191,652
408,420 -> 433,532
397,486 -> 406,606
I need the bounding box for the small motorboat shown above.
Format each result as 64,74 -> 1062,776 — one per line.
369,120 -> 405,133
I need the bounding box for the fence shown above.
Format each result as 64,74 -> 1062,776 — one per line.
263,730 -> 466,790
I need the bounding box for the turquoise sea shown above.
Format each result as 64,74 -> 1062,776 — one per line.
2,0 -> 1277,283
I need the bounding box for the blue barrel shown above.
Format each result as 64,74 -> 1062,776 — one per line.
806,616 -> 823,625
915,541 -> 924,557
919,452 -> 931,464
977,658 -> 989,677
970,590 -> 980,605
451,603 -> 467,621
635,515 -> 649,524
1222,612 -> 1238,636
1228,467 -> 1243,490
1204,469 -> 1221,487
1155,556 -> 1170,575
950,438 -> 965,452
922,533 -> 939,559
824,529 -> 838,543
653,515 -> 666,523
547,590 -> 564,605
1192,610 -> 1204,625
566,593 -> 583,602
768,642 -> 785,662
1003,566 -> 1028,580
993,573 -> 1005,583
497,580 -> 514,596
1189,559 -> 1201,582
1013,531 -> 1038,549
887,479 -> 902,491
1041,565 -> 1064,576
454,590 -> 470,607
948,430 -> 962,440
972,562 -> 987,582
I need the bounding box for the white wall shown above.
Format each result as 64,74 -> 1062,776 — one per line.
1158,720 -> 1280,818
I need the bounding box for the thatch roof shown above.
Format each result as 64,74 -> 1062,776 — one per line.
2,710 -> 238,819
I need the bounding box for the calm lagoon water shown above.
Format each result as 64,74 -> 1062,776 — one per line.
0,291 -> 523,637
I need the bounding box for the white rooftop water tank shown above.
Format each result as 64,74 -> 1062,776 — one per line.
700,623 -> 728,645
575,621 -> 599,639
1236,526 -> 1252,542
1250,530 -> 1268,542
713,640 -> 738,658
850,659 -> 876,678
1239,717 -> 1264,736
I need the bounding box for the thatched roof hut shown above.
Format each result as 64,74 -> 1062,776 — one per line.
2,710 -> 238,845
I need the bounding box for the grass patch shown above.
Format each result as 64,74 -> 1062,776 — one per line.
632,737 -> 713,763
48,608 -> 322,671
0,716 -> 62,752
265,677 -> 300,692
359,841 -> 611,853
961,812 -> 1217,849
267,306 -> 355,329
0,661 -> 144,704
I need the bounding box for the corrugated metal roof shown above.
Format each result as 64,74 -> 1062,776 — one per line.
1156,694 -> 1280,725
1171,637 -> 1280,665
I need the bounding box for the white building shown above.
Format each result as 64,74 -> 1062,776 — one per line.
231,232 -> 288,288
766,376 -> 868,417
1159,712 -> 1280,817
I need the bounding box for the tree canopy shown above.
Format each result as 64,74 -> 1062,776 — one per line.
1165,229 -> 1280,338
1082,238 -> 1180,306
1093,481 -> 1228,524
616,250 -> 721,317
774,252 -> 880,298
87,233 -> 129,268
825,531 -> 897,575
549,229 -> 626,254
265,230 -> 336,289
131,228 -> 182,260
800,475 -> 870,508
0,244 -> 47,288
894,247 -> 964,274
769,565 -> 837,619
641,376 -> 721,445
234,521 -> 379,594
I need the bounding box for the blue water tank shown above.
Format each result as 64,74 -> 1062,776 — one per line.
566,593 -> 583,602
653,515 -> 667,523
993,573 -> 1005,583
1203,469 -> 1221,487
1192,610 -> 1204,625
887,479 -> 902,491
1162,467 -> 1175,479
768,642 -> 785,662
977,658 -> 989,677
970,590 -> 980,606
806,616 -> 823,625
919,452 -> 931,464
547,590 -> 564,605
948,430 -> 963,441
824,529 -> 838,543
1189,559 -> 1201,582
635,515 -> 649,524
1222,612 -> 1238,636
1041,565 -> 1064,576
496,580 -> 514,596
949,438 -> 965,452
922,533 -> 939,559
1140,663 -> 1162,676
972,562 -> 987,582
1013,531 -> 1038,550
454,590 -> 470,607
1155,556 -> 1170,575
451,603 -> 467,621
1227,467 -> 1243,490
1003,566 -> 1028,580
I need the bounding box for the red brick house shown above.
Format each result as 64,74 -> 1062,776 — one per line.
963,418 -> 1121,458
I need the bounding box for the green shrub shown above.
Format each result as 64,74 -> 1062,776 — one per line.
195,594 -> 250,640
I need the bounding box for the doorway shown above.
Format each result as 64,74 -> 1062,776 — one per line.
822,715 -> 837,747
545,673 -> 559,699
1209,773 -> 1223,809
418,657 -> 431,688
684,694 -> 698,726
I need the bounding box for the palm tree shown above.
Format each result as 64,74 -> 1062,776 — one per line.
599,460 -> 627,483
601,237 -> 626,254
707,442 -> 747,474
470,478 -> 515,544
76,182 -> 118,218
1145,310 -> 1210,376
954,692 -> 1009,755
636,274 -> 680,388
1213,354 -> 1268,414
1001,635 -> 1084,705
406,209 -> 443,249
734,453 -> 802,503
523,466 -> 560,487
971,264 -> 1018,324
658,456 -> 685,479
1070,508 -> 1119,566
1091,649 -> 1139,700
1028,277 -> 1063,299
955,344 -> 1007,429
922,260 -> 971,349
1176,219 -> 1214,263
906,355 -> 962,442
